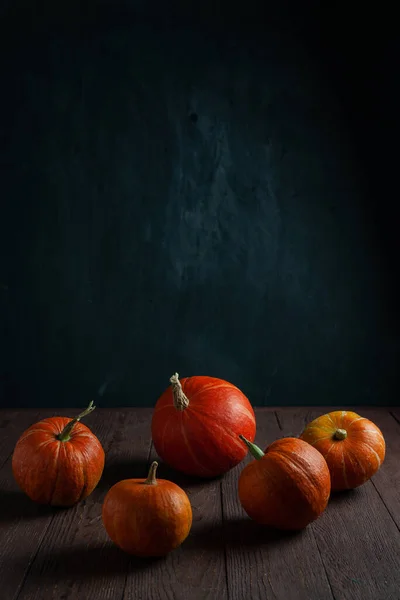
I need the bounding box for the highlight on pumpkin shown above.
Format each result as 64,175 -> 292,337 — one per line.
299,410 -> 386,491
102,462 -> 193,557
238,436 -> 331,531
12,402 -> 105,507
151,372 -> 257,478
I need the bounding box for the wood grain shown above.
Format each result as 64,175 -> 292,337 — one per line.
222,408 -> 334,600
0,409 -> 42,469
357,408 -> 400,532
13,408 -> 153,600
120,447 -> 229,600
1,407 -> 399,600
390,408 -> 400,426
0,408 -> 84,600
276,407 -> 400,600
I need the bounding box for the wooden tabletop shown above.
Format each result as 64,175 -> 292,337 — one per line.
1,406 -> 399,600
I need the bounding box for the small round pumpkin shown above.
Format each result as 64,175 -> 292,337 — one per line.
151,373 -> 256,478
102,461 -> 192,557
12,402 -> 105,507
300,410 -> 385,491
238,436 -> 331,530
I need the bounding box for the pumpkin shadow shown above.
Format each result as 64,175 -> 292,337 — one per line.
152,460 -> 225,490
160,467 -> 224,489
328,488 -> 362,507
98,457 -> 150,490
224,517 -> 304,547
102,454 -> 226,491
0,489 -> 66,522
24,542 -> 162,583
188,517 -> 303,551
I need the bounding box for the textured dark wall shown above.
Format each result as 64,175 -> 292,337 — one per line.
0,2 -> 398,407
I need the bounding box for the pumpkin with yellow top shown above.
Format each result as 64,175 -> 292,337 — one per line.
300,410 -> 385,491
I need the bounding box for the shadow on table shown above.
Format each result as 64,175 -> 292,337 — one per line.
328,488 -> 362,507
23,542 -> 162,582
17,521 -> 302,584
98,457 -> 150,490
154,460 -> 225,490
100,455 -> 224,492
0,489 -> 65,522
189,516 -> 305,551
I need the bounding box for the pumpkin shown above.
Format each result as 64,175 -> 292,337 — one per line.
238,435 -> 331,530
12,401 -> 105,507
102,461 -> 192,557
151,373 -> 256,477
299,410 -> 385,491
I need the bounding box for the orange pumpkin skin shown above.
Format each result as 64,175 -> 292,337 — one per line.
102,462 -> 192,557
151,373 -> 256,478
12,404 -> 105,507
238,437 -> 331,530
300,410 -> 385,491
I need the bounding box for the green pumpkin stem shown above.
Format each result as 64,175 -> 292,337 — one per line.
56,401 -> 96,442
239,435 -> 265,460
145,461 -> 159,485
334,428 -> 348,440
170,373 -> 190,411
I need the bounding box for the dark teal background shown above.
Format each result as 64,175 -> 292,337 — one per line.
1,2 -> 398,407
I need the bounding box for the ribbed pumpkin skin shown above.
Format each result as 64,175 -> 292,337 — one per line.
238,438 -> 331,530
300,411 -> 385,491
151,376 -> 256,478
102,477 -> 192,557
12,417 -> 105,507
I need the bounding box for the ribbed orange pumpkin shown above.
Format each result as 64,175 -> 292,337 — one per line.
151,373 -> 256,477
238,436 -> 331,530
12,402 -> 105,507
102,461 -> 192,557
300,410 -> 385,491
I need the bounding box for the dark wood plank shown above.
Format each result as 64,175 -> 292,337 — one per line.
120,448 -> 229,600
0,410 -> 42,469
354,408 -> 400,531
276,407 -> 400,600
15,408 -> 153,600
222,408 -> 334,600
390,408 -> 400,426
0,408 -> 89,600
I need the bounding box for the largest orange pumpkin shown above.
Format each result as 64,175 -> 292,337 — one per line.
12,402 -> 105,507
151,373 -> 256,477
300,410 -> 385,491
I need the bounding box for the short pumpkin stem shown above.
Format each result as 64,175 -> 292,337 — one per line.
56,401 -> 96,442
239,435 -> 265,460
334,428 -> 347,440
145,461 -> 159,485
170,373 -> 190,411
